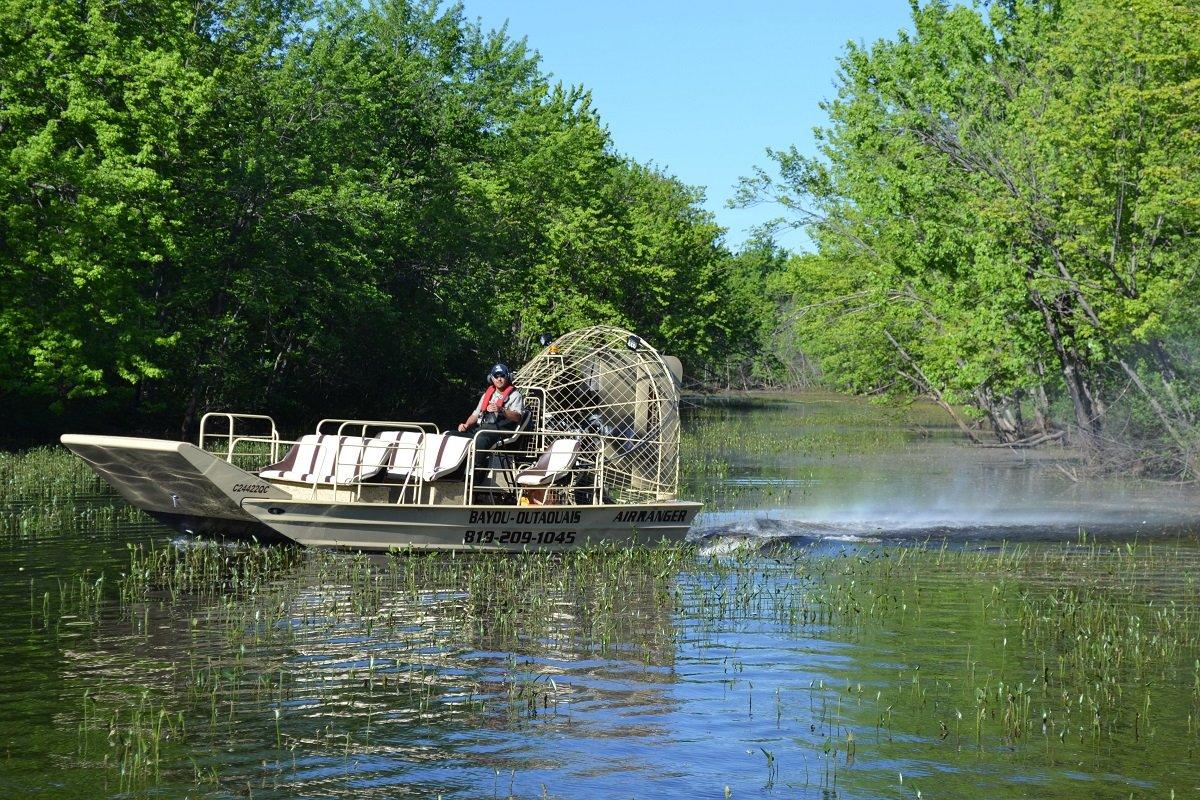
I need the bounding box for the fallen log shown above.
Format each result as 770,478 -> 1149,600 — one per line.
979,430 -> 1065,449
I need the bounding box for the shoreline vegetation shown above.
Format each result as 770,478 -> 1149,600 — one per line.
1,0 -> 784,443
4,0 -> 1196,479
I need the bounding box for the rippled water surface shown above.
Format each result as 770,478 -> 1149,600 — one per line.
3,395 -> 1200,798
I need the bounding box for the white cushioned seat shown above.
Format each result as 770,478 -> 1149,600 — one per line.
260,434 -> 324,481
263,430 -> 467,485
515,438 -> 580,487
301,435 -> 342,482
355,432 -> 402,481
383,431 -> 426,479
262,434 -> 394,485
331,436 -> 370,483
419,434 -> 471,482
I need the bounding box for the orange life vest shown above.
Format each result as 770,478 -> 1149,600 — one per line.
478,383 -> 515,413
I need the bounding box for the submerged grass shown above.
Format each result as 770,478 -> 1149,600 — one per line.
3,500 -> 147,542
0,447 -> 137,544
29,534 -> 1200,794
687,541 -> 1200,757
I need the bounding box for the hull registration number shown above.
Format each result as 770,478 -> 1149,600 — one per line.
464,530 -> 577,545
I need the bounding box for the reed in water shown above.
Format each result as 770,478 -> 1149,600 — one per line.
42,534 -> 1200,794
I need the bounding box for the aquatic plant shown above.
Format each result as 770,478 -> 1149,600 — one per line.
0,447 -> 105,501
34,536 -> 1199,794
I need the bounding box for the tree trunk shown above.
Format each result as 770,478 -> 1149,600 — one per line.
180,385 -> 199,441
1031,365 -> 1054,436
1115,357 -> 1194,469
973,386 -> 1025,443
1026,281 -> 1101,445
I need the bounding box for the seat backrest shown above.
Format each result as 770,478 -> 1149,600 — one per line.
383,431 -> 425,478
332,436 -> 370,483
359,434 -> 398,475
420,433 -> 471,482
310,434 -> 344,481
516,437 -> 580,485
259,434 -> 322,479
496,401 -> 536,449
283,434 -> 321,472
546,438 -> 579,470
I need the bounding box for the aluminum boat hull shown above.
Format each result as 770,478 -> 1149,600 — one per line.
239,498 -> 699,550
61,434 -> 699,551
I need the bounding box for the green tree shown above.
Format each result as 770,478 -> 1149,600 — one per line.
2,0 -> 741,437
1,0 -> 211,408
743,0 -> 1200,471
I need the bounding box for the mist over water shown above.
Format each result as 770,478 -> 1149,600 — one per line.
684,394 -> 1200,545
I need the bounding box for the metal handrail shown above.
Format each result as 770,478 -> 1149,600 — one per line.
464,430 -> 602,506
226,435 -> 283,472
199,412 -> 279,463
331,420 -> 437,438
316,418 -> 438,436
259,434 -> 414,502
255,429 -> 608,508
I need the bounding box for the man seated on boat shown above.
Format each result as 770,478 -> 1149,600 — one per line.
455,363 -> 525,471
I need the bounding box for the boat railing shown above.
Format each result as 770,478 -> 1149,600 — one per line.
257,431 -> 426,502
269,421 -> 439,502
321,419 -> 438,501
199,412 -> 280,468
251,426 -> 612,508
464,430 -> 605,506
316,418 -> 439,436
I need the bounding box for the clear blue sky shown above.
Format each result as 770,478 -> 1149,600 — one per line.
460,1 -> 915,253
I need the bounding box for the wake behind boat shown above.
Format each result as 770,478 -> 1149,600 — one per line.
62,326 -> 701,550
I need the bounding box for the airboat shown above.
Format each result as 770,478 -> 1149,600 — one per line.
62,326 -> 701,550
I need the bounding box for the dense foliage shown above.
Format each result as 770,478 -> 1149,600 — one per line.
1,0 -> 782,438
744,0 -> 1200,476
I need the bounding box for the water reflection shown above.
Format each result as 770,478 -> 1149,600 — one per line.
3,396 -> 1200,798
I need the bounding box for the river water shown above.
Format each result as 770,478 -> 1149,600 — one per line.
2,394 -> 1199,798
